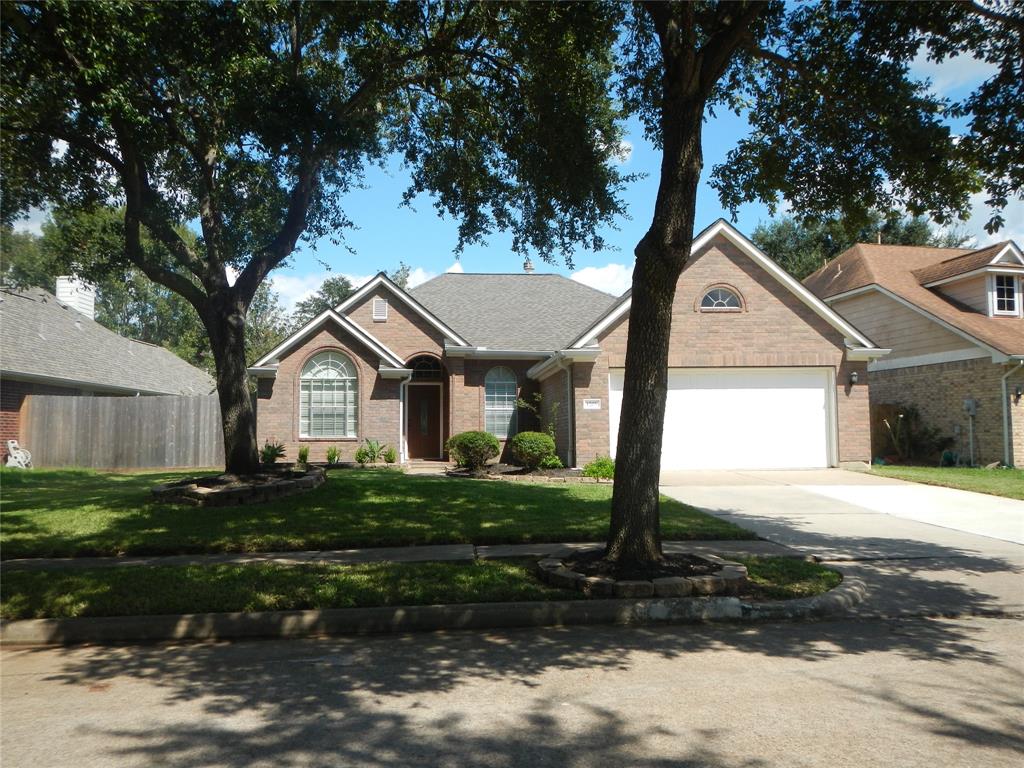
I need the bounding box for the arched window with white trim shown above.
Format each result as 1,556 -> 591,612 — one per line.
484,366 -> 517,438
700,286 -> 742,311
300,351 -> 358,438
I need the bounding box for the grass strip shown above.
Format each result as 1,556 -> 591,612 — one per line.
0,557 -> 843,620
0,468 -> 754,560
869,466 -> 1024,500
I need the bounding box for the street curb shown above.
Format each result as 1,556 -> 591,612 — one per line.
0,574 -> 869,647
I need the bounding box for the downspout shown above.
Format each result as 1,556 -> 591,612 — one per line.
399,371 -> 413,463
1001,359 -> 1023,468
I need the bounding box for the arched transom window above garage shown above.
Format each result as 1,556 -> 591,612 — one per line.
699,286 -> 743,312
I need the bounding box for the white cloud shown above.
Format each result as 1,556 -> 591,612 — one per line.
571,262 -> 633,296
406,267 -> 436,288
269,271 -> 372,313
615,140 -> 633,164
960,193 -> 1024,248
445,261 -> 465,274
909,49 -> 998,98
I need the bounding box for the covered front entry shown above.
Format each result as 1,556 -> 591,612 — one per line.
609,367 -> 834,470
406,356 -> 445,459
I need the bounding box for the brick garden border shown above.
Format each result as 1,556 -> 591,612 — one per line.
537,550 -> 748,598
444,469 -> 612,484
152,466 -> 326,507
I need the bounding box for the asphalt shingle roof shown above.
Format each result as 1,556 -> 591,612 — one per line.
803,243 -> 1023,356
0,287 -> 216,395
410,273 -> 619,351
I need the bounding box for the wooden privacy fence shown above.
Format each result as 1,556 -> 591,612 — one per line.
22,394 -> 223,469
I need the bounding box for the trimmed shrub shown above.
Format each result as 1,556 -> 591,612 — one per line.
510,431 -> 556,470
325,446 -> 340,465
582,455 -> 615,479
354,445 -> 371,466
297,445 -> 310,465
446,431 -> 500,471
383,446 -> 398,464
539,454 -> 564,470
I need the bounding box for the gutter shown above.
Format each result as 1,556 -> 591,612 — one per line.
444,345 -> 550,360
526,348 -> 601,381
1001,357 -> 1024,467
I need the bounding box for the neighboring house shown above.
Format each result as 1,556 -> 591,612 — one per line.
0,284 -> 216,452
804,241 -> 1024,466
251,220 -> 887,470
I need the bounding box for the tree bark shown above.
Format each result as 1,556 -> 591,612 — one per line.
606,93 -> 706,566
205,292 -> 259,475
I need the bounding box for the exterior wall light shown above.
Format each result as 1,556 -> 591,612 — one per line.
849,371 -> 859,386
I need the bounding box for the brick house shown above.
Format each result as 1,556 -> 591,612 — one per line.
252,220 -> 887,470
804,240 -> 1024,467
0,285 -> 215,457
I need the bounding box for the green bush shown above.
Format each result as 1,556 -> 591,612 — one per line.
539,454 -> 564,470
446,431 -> 500,471
383,446 -> 398,465
510,431 -> 556,470
260,441 -> 285,465
325,446 -> 340,465
582,455 -> 615,479
354,445 -> 371,466
297,445 -> 310,465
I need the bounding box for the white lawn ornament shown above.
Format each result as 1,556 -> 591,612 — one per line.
5,440 -> 33,469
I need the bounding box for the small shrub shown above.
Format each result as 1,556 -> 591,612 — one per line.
383,446 -> 398,464
297,445 -> 310,465
881,404 -> 953,463
582,455 -> 615,479
363,439 -> 386,463
354,445 -> 371,466
510,431 -> 556,470
446,431 -> 499,471
325,446 -> 340,465
260,440 -> 286,465
539,454 -> 564,470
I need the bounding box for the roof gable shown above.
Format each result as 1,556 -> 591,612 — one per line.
571,219 -> 878,349
252,308 -> 404,368
804,242 -> 1024,356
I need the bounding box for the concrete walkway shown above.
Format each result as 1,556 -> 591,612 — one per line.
661,469 -> 1024,618
0,540 -> 792,573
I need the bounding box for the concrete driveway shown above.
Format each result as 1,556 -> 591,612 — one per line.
660,469 -> 1024,617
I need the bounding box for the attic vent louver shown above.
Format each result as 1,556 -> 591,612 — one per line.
523,257 -> 535,273
372,297 -> 388,321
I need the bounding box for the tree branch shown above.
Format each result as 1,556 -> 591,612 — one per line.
963,0 -> 1024,33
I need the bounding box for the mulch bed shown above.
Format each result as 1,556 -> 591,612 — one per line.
564,550 -> 724,582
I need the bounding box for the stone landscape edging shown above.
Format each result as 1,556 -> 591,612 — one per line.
0,569 -> 867,646
444,470 -> 612,484
151,465 -> 326,507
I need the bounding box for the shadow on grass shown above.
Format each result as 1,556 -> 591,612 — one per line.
1,470 -> 752,560
9,616 -> 1022,767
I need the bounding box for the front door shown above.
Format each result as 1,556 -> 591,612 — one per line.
407,385 -> 442,459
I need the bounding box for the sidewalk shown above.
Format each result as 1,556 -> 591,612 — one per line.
0,540 -> 793,572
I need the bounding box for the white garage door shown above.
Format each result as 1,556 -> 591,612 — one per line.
608,368 -> 833,470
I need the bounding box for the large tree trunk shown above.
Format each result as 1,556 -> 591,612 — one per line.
206,292 -> 260,475
606,92 -> 706,566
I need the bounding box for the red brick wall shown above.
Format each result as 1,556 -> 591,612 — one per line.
572,236 -> 872,466
449,358 -> 540,462
255,325 -> 402,463
345,289 -> 447,361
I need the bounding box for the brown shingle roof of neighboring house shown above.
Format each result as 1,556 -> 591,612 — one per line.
911,242 -> 1019,285
803,243 -> 1024,356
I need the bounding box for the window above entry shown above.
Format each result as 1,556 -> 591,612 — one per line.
699,286 -> 743,312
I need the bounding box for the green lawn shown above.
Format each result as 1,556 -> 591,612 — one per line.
0,468 -> 754,559
870,466 -> 1024,500
0,556 -> 841,620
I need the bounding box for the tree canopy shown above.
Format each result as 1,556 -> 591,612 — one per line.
751,213 -> 972,280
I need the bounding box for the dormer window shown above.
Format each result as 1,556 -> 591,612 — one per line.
994,275 -> 1019,316
372,297 -> 388,322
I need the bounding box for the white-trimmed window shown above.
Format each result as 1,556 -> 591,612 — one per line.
484,366 -> 517,438
372,297 -> 388,321
700,287 -> 742,311
299,352 -> 358,438
994,275 -> 1019,316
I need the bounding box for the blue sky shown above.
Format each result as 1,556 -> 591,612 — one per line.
14,48 -> 1020,311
